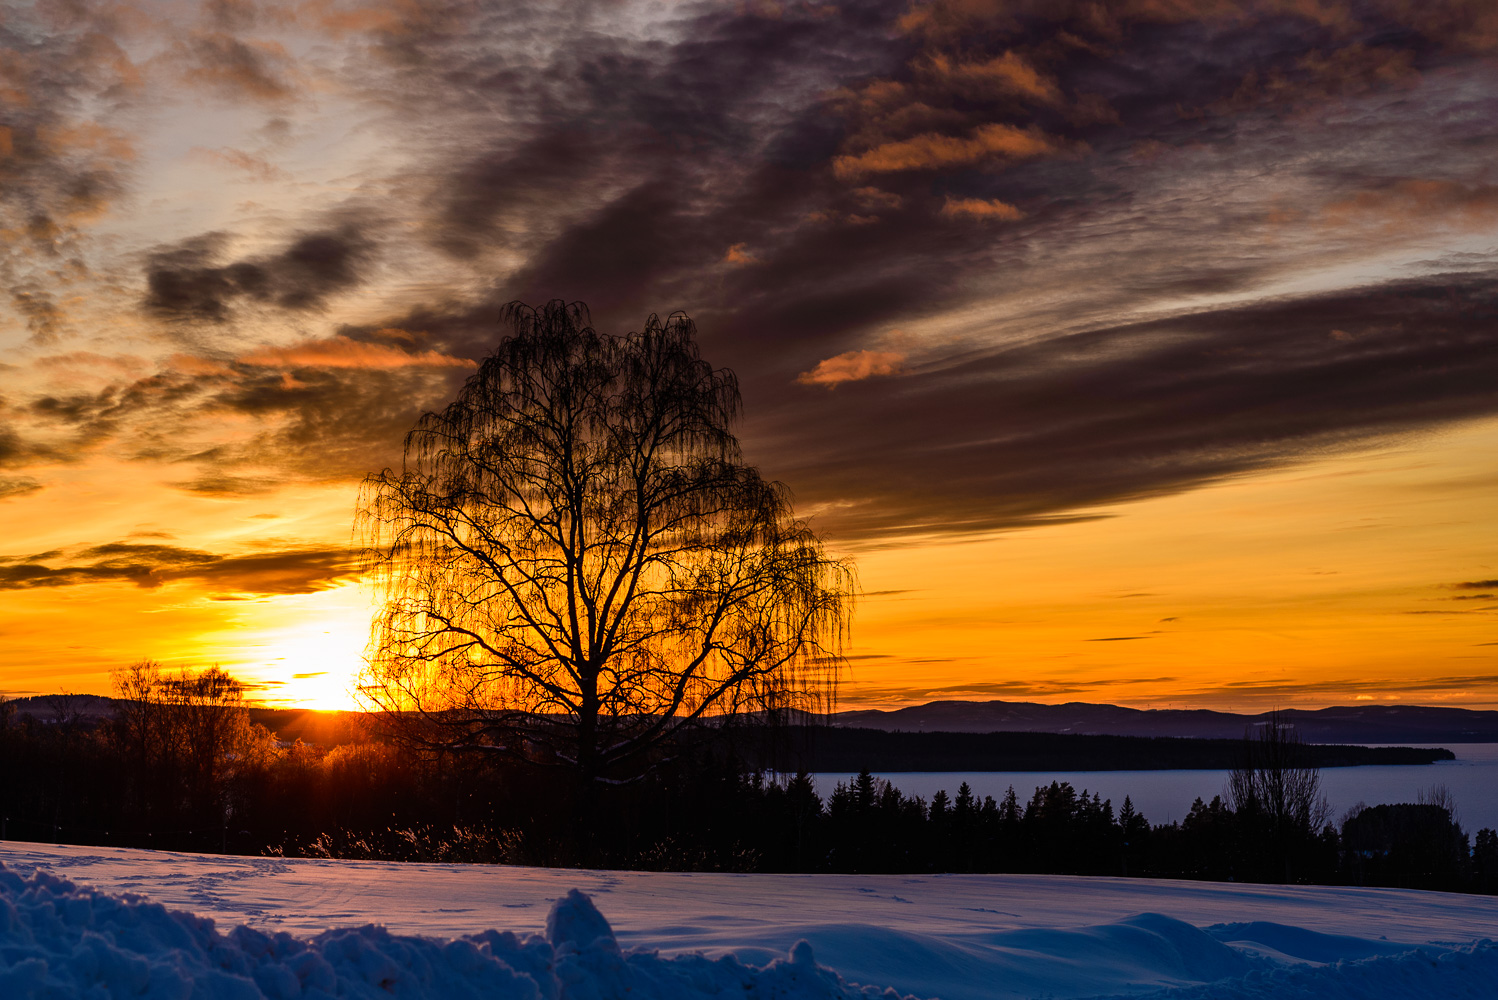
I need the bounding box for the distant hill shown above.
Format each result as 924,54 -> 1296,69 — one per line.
5,693 -> 117,721
828,700 -> 1498,743
3,696 -> 365,747
9,693 -> 1497,746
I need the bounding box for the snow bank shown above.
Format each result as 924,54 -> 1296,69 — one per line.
5,854 -> 1497,1000
0,862 -> 913,1000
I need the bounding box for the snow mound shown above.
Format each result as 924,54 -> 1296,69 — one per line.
0,864 -> 915,1000
762,912 -> 1263,1000
1205,921 -> 1413,964
1094,937 -> 1498,999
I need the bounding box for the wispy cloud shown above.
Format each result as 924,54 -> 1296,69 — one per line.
797,349 -> 906,387
833,123 -> 1062,179
940,196 -> 1024,221
238,336 -> 476,370
172,31 -> 299,103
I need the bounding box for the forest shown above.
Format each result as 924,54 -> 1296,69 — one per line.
2,677 -> 1495,897
738,725 -> 1452,771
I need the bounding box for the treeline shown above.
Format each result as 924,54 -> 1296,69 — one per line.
753,770 -> 1496,894
3,678 -> 1496,896
748,726 -> 1454,771
0,669 -> 481,859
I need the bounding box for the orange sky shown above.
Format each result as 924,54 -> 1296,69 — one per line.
2,0 -> 1497,711
1,414 -> 1492,711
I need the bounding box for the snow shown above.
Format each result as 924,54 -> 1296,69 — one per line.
4,842 -> 1498,999
0,865 -> 903,1000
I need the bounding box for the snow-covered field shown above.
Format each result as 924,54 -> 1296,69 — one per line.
3,842 -> 1496,999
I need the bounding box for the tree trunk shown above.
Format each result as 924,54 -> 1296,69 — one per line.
575,685 -> 601,864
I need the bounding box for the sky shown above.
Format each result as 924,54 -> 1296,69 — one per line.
0,0 -> 1495,711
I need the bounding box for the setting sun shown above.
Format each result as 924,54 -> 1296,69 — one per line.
222,584 -> 377,711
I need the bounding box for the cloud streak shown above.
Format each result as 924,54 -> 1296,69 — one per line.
756,270 -> 1498,538
0,541 -> 357,595
237,335 -> 476,370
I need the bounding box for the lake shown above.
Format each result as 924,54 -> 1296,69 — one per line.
814,743 -> 1498,833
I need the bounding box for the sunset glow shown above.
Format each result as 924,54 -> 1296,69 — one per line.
2,0 -> 1497,712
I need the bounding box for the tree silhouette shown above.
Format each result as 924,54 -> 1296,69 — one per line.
111,660 -> 271,841
358,300 -> 852,786
1227,711 -> 1329,880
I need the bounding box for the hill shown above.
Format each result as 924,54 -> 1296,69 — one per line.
10,692 -> 1496,747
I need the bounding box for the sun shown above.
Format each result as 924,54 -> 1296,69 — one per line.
257,622 -> 369,710
229,584 -> 377,711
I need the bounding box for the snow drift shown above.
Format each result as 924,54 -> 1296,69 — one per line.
0,862 -> 913,1000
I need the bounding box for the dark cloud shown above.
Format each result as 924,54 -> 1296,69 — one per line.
203,363 -> 469,475
753,271 -> 1498,539
431,129 -> 611,261
844,676 -> 1181,703
850,669 -> 1498,706
144,225 -> 377,323
1458,580 -> 1498,589
1211,673 -> 1498,696
351,0 -> 911,332
19,340 -> 471,487
193,548 -> 358,594
324,261 -> 1498,542
0,541 -> 355,595
0,427 -> 58,468
175,473 -> 280,496
334,0 -> 1498,419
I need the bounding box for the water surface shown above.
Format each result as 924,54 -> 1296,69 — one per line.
814,743 -> 1498,832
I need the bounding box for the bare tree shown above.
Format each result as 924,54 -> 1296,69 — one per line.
111,661 -> 271,833
1228,710 -> 1330,879
1418,783 -> 1460,828
113,660 -> 168,782
358,300 -> 853,784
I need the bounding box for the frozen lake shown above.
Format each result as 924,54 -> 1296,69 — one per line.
815,743 -> 1498,833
